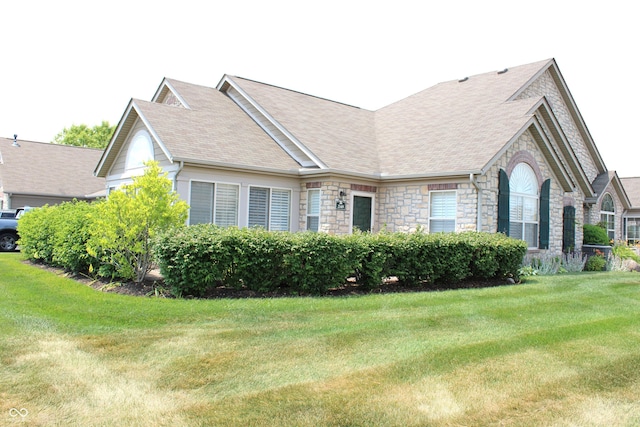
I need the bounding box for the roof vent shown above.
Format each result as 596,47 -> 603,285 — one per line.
458,77 -> 469,83
12,134 -> 20,147
497,68 -> 509,75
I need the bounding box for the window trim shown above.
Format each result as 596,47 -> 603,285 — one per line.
428,190 -> 457,233
600,193 -> 615,241
509,163 -> 540,249
306,189 -> 321,232
188,180 -> 240,227
247,185 -> 292,231
125,129 -> 154,172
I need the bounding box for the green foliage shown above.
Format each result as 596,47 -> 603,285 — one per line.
87,161 -> 188,283
583,223 -> 610,246
155,228 -> 528,297
612,243 -> 640,263
18,201 -> 102,273
52,121 -> 115,148
585,254 -> 606,271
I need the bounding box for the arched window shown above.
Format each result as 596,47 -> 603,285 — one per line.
125,130 -> 154,171
600,193 -> 615,240
509,163 -> 539,248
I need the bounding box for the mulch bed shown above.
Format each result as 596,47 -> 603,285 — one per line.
25,260 -> 516,299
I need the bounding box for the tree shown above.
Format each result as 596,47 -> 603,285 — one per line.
52,121 -> 115,149
87,161 -> 189,283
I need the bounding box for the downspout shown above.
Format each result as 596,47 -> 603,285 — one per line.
470,174 -> 482,232
174,161 -> 184,193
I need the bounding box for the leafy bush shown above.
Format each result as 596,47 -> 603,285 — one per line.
583,224 -> 610,246
585,254 -> 606,271
87,161 -> 188,283
155,228 -> 527,297
611,243 -> 640,263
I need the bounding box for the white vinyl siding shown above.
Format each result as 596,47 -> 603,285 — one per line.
248,187 -> 291,231
307,189 -> 321,231
429,191 -> 456,233
189,181 -> 239,227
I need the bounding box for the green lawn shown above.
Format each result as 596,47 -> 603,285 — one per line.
1,252 -> 640,426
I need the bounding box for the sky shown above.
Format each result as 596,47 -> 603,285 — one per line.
2,0 -> 639,177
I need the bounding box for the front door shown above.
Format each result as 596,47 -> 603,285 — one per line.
352,195 -> 372,232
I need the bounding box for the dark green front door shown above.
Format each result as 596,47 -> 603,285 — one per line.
352,196 -> 372,232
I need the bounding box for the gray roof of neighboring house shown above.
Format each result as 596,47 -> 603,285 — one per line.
621,177 -> 640,207
0,137 -> 105,198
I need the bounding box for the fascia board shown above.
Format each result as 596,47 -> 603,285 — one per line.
219,76 -> 327,169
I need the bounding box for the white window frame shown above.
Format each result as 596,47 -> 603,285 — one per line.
125,129 -> 154,171
306,189 -> 321,232
624,217 -> 639,245
247,185 -> 292,231
188,180 -> 239,227
600,193 -> 615,241
429,190 -> 457,233
509,163 -> 539,249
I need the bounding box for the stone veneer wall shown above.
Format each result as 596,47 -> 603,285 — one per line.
485,129 -> 584,255
584,187 -> 625,242
516,70 -> 600,183
299,180 -> 378,234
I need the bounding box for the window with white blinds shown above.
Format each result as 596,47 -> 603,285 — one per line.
307,189 -> 320,232
189,181 -> 239,227
429,191 -> 456,233
509,163 -> 539,248
248,187 -> 291,231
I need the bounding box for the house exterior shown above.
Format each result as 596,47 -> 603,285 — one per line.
0,137 -> 105,209
621,177 -> 640,245
95,58 -> 636,255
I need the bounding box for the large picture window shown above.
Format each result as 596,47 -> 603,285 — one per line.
509,163 -> 539,248
307,189 -> 320,232
248,187 -> 291,231
600,193 -> 615,241
429,191 -> 456,233
189,181 -> 239,227
625,217 -> 639,244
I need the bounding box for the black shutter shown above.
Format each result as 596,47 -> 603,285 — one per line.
539,179 -> 551,249
498,169 -> 510,235
563,205 -> 576,252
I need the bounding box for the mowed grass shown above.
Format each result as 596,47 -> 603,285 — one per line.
1,253 -> 640,426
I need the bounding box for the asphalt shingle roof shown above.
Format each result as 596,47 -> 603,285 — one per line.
0,137 -> 105,197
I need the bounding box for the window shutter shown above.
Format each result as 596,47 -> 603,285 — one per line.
539,179 -> 550,249
214,184 -> 239,227
189,182 -> 214,225
270,189 -> 291,231
249,187 -> 269,228
498,169 -> 510,235
563,205 -> 576,252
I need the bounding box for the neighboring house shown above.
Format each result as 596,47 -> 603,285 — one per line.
0,136 -> 105,209
95,58 -> 636,255
621,177 -> 640,245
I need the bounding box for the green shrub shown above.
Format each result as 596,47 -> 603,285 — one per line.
583,224 -> 610,246
17,205 -> 57,264
585,254 -> 606,271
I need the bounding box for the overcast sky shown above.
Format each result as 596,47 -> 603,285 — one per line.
2,0 -> 638,177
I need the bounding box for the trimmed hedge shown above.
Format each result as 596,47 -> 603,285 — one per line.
18,200 -> 100,273
154,227 -> 527,297
583,223 -> 610,246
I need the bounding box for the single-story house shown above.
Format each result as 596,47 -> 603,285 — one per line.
95,58 -> 637,254
0,136 -> 105,209
621,177 -> 640,245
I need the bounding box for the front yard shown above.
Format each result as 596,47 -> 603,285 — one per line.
1,252 -> 640,426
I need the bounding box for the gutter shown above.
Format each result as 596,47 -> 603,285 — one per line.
470,173 -> 483,232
